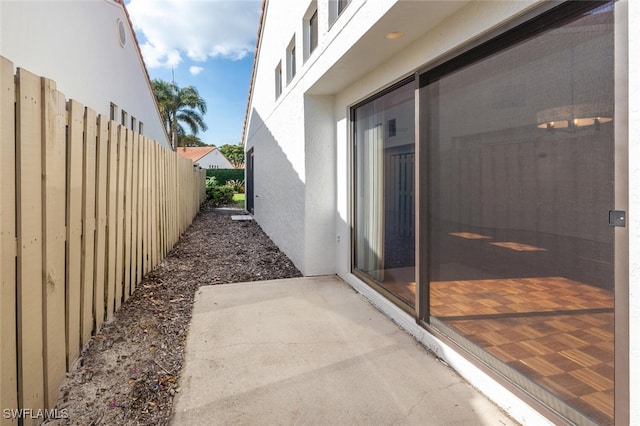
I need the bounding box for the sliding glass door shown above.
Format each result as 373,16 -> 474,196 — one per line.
352,1 -> 624,423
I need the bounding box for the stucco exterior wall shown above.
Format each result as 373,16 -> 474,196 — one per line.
196,149 -> 233,169
0,0 -> 170,148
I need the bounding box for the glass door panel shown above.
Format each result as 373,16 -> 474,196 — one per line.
353,79 -> 416,308
420,3 -> 615,424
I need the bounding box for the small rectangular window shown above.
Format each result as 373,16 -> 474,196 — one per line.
330,0 -> 350,26
110,103 -> 118,121
121,110 -> 128,127
309,10 -> 318,54
338,0 -> 349,15
387,118 -> 396,138
138,121 -> 144,135
131,116 -> 137,131
287,36 -> 296,83
275,62 -> 282,99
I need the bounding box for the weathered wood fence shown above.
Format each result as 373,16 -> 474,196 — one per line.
0,57 -> 206,424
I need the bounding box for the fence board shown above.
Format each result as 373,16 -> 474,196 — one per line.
0,56 -> 18,426
114,126 -> 126,310
130,132 -> 139,294
105,121 -> 118,318
81,108 -> 97,348
136,135 -> 143,287
94,116 -> 109,330
41,77 -> 67,409
151,143 -> 158,268
123,129 -> 133,300
66,99 -> 84,366
16,67 -> 45,423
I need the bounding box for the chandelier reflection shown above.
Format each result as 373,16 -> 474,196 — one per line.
537,102 -> 612,131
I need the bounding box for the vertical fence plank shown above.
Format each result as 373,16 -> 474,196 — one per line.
66,99 -> 84,366
94,116 -> 108,330
123,130 -> 133,300
150,142 -> 157,269
16,67 -> 45,424
114,126 -> 126,310
130,132 -> 139,294
105,121 -> 118,318
81,108 -> 97,348
159,149 -> 165,257
140,137 -> 148,275
150,140 -> 154,266
0,56 -> 18,426
41,77 -> 67,409
136,136 -> 143,287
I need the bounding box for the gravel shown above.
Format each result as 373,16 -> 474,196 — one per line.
46,202 -> 301,425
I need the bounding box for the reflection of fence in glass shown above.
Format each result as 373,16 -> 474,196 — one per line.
0,55 -> 206,418
385,152 -> 414,238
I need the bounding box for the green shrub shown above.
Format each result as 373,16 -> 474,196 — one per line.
205,168 -> 244,186
207,185 -> 234,206
205,176 -> 218,190
225,179 -> 245,193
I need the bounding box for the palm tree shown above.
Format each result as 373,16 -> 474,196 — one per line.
152,79 -> 208,150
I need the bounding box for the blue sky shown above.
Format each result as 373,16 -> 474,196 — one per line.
125,0 -> 262,147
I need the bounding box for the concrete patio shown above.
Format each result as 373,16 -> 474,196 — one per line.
170,276 -> 519,425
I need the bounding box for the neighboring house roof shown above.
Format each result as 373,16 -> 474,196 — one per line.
241,0 -> 267,146
176,146 -> 218,163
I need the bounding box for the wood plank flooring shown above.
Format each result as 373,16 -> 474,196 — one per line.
378,274 -> 614,425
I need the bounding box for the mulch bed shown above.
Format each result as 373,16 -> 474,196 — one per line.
46,202 -> 301,425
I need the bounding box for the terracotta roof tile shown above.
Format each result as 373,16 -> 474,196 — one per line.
176,146 -> 217,162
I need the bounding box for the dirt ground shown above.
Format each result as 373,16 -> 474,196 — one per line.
46,202 -> 301,425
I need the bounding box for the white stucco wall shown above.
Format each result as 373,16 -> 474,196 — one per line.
196,149 -> 233,169
244,0 -> 328,273
0,0 -> 170,148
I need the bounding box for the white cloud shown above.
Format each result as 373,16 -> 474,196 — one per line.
189,66 -> 204,75
126,0 -> 261,69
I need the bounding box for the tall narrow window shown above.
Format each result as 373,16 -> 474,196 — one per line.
287,36 -> 296,83
338,0 -> 349,15
138,121 -> 144,135
275,62 -> 282,99
309,9 -> 318,54
353,78 -> 415,309
131,116 -> 137,132
329,0 -> 350,27
121,110 -> 128,127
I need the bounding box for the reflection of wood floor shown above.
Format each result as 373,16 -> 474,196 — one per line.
380,274 -> 614,425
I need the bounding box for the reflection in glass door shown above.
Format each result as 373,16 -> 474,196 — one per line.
420,3 -> 615,424
353,78 -> 415,308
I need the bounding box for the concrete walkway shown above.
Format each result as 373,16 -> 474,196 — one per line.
170,276 -> 518,425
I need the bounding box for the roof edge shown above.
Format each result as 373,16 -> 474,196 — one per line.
114,0 -> 173,149
241,0 -> 267,147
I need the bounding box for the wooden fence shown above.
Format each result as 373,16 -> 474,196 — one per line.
0,57 -> 206,424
